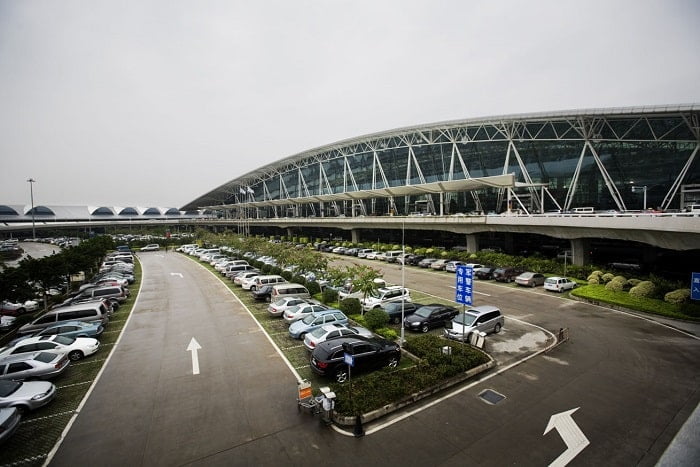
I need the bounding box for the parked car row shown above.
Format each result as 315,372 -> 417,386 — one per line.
0,246 -> 135,444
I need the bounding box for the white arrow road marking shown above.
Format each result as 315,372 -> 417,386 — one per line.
170,273 -> 183,278
544,407 -> 589,467
186,337 -> 201,375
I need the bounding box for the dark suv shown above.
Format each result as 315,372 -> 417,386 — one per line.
381,301 -> 419,324
310,336 -> 401,383
492,267 -> 520,283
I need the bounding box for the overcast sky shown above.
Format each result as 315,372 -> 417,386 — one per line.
1,0 -> 698,209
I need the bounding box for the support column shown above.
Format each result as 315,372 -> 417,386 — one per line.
504,233 -> 514,254
351,229 -> 361,244
466,234 -> 479,253
287,227 -> 294,239
570,238 -> 591,266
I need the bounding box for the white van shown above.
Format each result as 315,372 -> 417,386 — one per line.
384,250 -> 404,263
270,283 -> 311,301
248,275 -> 286,291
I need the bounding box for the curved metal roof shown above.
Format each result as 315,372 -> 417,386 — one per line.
181,104 -> 700,210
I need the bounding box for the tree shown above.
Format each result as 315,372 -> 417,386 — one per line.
347,264 -> 383,314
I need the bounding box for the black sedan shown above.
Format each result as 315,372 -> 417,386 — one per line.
310,335 -> 401,383
403,304 -> 459,333
381,301 -> 419,324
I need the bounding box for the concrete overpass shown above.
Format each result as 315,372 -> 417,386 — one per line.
2,211 -> 698,266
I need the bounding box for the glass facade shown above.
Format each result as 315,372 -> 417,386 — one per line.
183,107 -> 700,216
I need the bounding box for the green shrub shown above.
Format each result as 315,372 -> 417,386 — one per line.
588,276 -> 600,285
322,287 -> 338,304
627,278 -> 642,288
664,289 -> 690,305
605,280 -> 624,292
306,281 -> 321,295
629,280 -> 655,298
601,273 -> 615,283
612,275 -> 627,284
280,270 -> 294,281
261,264 -> 272,274
364,308 -> 389,330
375,327 -> 398,340
291,274 -> 306,285
339,297 -> 361,315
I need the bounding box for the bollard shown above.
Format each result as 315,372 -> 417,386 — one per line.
353,415 -> 365,437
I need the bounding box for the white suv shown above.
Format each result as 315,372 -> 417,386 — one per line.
361,286 -> 411,311
543,277 -> 577,293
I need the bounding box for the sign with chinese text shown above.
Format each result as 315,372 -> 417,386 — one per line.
455,265 -> 474,305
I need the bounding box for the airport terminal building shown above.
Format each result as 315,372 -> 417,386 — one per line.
181,105 -> 700,274
184,105 -> 700,217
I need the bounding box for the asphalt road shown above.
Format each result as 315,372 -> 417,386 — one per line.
48,252 -> 700,466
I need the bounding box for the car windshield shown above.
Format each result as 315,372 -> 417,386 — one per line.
286,305 -> 301,313
54,336 -> 75,345
302,314 -> 319,324
0,380 -> 21,397
310,327 -> 327,338
520,272 -> 534,278
414,307 -> 435,318
545,278 -> 557,284
453,312 -> 478,326
35,352 -> 57,363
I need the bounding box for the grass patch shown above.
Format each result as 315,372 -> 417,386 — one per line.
571,284 -> 700,321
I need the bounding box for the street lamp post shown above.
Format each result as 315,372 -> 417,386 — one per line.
27,178 -> 36,240
631,185 -> 647,210
400,217 -> 405,346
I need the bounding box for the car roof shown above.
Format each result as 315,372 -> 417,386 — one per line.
465,305 -> 501,315
0,351 -> 59,363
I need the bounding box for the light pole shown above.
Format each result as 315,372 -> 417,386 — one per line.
27,178 -> 36,240
631,185 -> 647,210
400,217 -> 405,346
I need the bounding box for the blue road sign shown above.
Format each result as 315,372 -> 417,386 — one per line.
455,265 -> 474,305
344,352 -> 355,367
692,272 -> 700,301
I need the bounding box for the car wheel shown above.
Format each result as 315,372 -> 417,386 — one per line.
494,323 -> 502,333
17,307 -> 26,315
68,350 -> 83,361
392,316 -> 401,324
421,324 -> 429,333
335,369 -> 349,383
387,356 -> 399,368
251,286 -> 257,291
531,282 -> 536,287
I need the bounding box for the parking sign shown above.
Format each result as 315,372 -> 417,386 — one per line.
455,265 -> 474,305
692,272 -> 700,301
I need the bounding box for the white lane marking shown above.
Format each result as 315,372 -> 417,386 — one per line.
187,337 -> 202,375
544,407 -> 590,467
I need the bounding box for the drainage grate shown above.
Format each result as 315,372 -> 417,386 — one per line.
479,389 -> 506,405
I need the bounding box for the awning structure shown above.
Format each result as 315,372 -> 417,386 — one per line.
203,174 -> 516,210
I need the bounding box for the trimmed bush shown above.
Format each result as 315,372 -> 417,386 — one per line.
322,287 -> 338,304
627,278 -> 642,288
588,277 -> 600,285
364,308 -> 390,330
375,327 -> 398,340
612,275 -> 627,284
601,273 -> 615,283
306,281 -> 321,295
629,280 -> 655,298
339,297 -> 362,315
605,280 -> 624,292
664,289 -> 690,305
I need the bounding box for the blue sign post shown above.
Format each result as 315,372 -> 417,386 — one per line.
692,272 -> 700,301
455,265 -> 474,306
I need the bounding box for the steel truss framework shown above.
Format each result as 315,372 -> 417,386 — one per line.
183,105 -> 700,218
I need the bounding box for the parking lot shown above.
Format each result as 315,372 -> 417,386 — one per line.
6,248 -> 698,466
